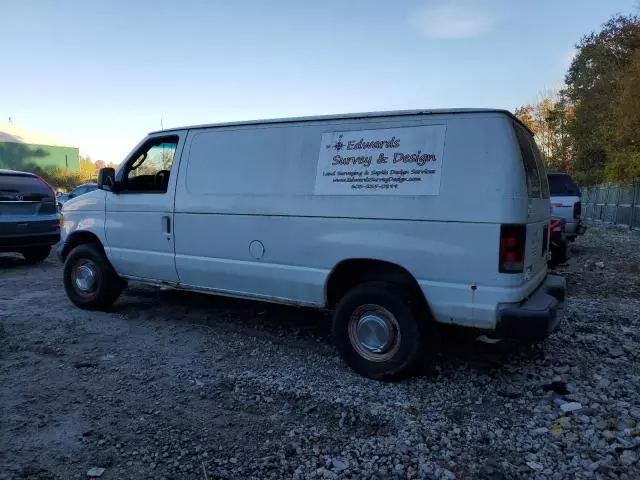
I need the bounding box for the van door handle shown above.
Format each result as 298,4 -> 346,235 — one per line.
162,215 -> 171,238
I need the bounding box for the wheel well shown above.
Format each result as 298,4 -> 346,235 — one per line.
60,231 -> 104,261
325,259 -> 426,308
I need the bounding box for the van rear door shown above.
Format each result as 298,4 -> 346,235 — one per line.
513,124 -> 550,281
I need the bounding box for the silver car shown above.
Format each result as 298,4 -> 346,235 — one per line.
57,183 -> 98,210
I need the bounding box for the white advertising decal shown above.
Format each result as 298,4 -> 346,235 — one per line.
314,125 -> 446,196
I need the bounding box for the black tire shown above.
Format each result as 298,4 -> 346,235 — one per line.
548,241 -> 569,268
22,246 -> 51,263
63,244 -> 124,310
332,282 -> 430,381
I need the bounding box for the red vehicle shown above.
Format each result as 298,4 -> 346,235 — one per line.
548,217 -> 569,267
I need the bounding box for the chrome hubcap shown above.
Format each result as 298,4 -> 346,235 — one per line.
348,305 -> 400,362
73,261 -> 97,293
356,314 -> 393,353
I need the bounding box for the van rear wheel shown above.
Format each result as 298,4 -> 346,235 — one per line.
63,244 -> 124,310
332,282 -> 427,380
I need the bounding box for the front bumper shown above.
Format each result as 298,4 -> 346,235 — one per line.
496,274 -> 566,341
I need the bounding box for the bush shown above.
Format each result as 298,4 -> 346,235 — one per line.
604,151 -> 640,184
17,164 -> 96,192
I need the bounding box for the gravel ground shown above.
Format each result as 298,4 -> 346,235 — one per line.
1,224 -> 639,480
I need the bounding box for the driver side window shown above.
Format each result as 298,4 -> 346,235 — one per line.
123,135 -> 179,193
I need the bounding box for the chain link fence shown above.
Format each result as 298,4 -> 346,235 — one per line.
582,181 -> 640,230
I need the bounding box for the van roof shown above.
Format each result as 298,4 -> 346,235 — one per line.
150,108 -> 532,135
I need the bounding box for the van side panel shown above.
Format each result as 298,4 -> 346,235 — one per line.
176,115 -> 525,223
173,215 -> 501,321
173,113 -> 533,329
173,214 -> 546,328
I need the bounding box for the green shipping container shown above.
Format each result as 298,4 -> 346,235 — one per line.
0,122 -> 80,171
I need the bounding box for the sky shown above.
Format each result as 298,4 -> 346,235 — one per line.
2,0 -> 638,163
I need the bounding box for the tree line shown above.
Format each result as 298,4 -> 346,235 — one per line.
34,156 -> 117,192
515,14 -> 639,186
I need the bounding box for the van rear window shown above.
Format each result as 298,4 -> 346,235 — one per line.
514,124 -> 544,199
530,138 -> 550,199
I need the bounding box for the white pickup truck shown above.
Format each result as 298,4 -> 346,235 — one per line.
548,173 -> 585,241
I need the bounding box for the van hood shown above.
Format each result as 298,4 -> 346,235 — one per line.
61,190 -> 106,213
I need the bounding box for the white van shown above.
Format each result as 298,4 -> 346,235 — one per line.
58,109 -> 565,379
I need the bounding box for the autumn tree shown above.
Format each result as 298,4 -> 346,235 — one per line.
563,14 -> 640,184
545,99 -> 574,173
605,48 -> 640,182
514,105 -> 537,134
514,94 -> 573,172
78,155 -> 98,182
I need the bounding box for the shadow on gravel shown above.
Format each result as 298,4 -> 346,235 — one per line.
114,285 -> 333,342
433,329 -> 543,374
0,253 -> 28,268
113,285 -> 546,383
0,253 -> 57,270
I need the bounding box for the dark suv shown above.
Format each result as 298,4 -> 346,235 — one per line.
0,169 -> 60,263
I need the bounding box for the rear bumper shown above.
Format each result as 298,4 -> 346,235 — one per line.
496,274 -> 566,341
0,216 -> 60,252
0,232 -> 60,252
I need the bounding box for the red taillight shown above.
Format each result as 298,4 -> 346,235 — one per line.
573,201 -> 581,219
504,251 -> 518,262
499,224 -> 526,273
549,219 -> 562,240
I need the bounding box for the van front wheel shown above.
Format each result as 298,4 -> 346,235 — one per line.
63,244 -> 124,310
332,282 -> 427,380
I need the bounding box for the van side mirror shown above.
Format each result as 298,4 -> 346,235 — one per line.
97,168 -> 116,191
